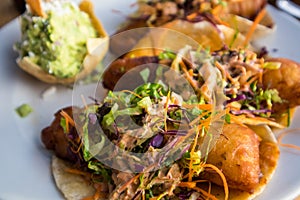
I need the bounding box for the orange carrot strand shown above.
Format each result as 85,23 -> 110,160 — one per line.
278,128 -> 300,151
60,110 -> 75,127
117,174 -> 141,194
203,163 -> 229,200
243,8 -> 267,47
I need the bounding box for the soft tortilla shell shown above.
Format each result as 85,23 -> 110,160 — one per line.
126,19 -> 253,58
16,0 -> 109,84
52,156 -> 95,200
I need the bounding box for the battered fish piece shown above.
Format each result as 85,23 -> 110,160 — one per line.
205,123 -> 261,193
102,56 -> 159,91
263,58 -> 300,114
41,106 -> 81,163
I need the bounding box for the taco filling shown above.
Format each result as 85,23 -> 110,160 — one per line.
110,0 -> 274,55
41,47 -> 283,200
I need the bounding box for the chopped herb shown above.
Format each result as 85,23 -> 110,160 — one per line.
139,173 -> 145,188
287,108 -> 291,127
263,62 -> 281,70
60,117 -> 67,133
224,114 -> 231,124
158,50 -> 176,60
15,103 -> 33,118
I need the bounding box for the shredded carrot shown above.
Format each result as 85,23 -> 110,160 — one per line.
60,110 -> 75,126
211,5 -> 230,27
207,181 -> 212,199
215,61 -> 236,84
188,69 -> 194,77
212,4 -> 222,16
81,94 -> 88,110
178,182 -> 218,200
188,125 -> 201,181
243,8 -> 267,47
203,163 -> 229,200
198,104 -> 212,110
64,167 -> 91,177
186,12 -> 198,21
117,173 -> 141,194
214,15 -> 230,27
279,143 -> 300,151
215,61 -> 226,79
60,110 -> 75,133
278,128 -> 300,151
82,192 -> 106,200
189,110 -> 211,126
182,103 -> 212,111
180,61 -> 198,90
245,74 -> 259,86
121,90 -> 143,99
178,181 -> 196,188
82,183 -> 108,200
71,139 -> 83,154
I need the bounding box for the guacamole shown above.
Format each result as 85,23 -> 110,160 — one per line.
16,2 -> 98,78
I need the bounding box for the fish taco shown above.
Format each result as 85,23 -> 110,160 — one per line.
41,46 -> 291,200
110,0 -> 275,55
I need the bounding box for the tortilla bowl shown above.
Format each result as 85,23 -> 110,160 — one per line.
16,0 -> 109,85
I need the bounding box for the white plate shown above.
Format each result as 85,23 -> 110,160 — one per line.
0,1 -> 300,200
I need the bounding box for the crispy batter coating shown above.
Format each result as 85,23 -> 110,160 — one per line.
263,58 -> 300,114
205,123 -> 261,193
41,107 -> 81,163
102,56 -> 159,91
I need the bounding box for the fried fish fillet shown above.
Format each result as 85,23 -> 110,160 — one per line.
263,58 -> 300,114
205,123 -> 261,193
